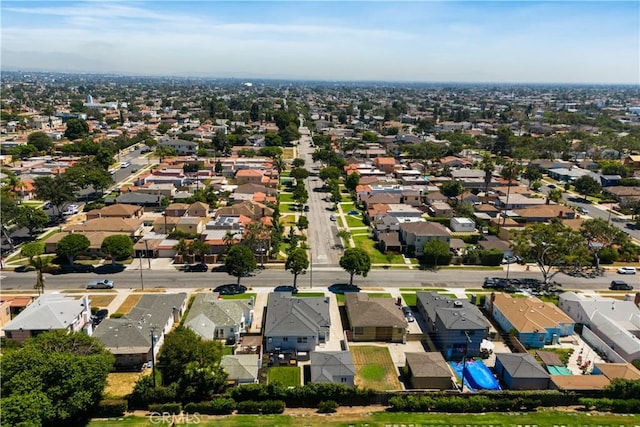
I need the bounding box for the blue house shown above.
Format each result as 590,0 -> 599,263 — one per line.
485,293 -> 574,349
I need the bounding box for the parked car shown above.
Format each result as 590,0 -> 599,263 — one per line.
87,279 -> 114,289
274,285 -> 298,294
609,280 -> 633,291
617,266 -> 637,275
328,283 -> 360,294
402,306 -> 415,322
43,201 -> 52,209
92,308 -> 109,325
62,204 -> 79,215
120,161 -> 131,168
577,207 -> 589,215
347,210 -> 360,215
59,263 -> 95,274
182,263 -> 208,272
329,214 -> 337,221
547,184 -> 556,189
501,255 -> 522,264
213,284 -> 247,295
303,205 -> 310,212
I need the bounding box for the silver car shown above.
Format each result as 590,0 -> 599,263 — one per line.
87,279 -> 114,289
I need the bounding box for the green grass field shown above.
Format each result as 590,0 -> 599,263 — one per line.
220,293 -> 256,300
267,366 -> 301,387
278,203 -> 296,214
351,235 -> 405,265
401,293 -> 417,306
366,293 -> 391,298
88,411 -> 640,427
279,192 -> 294,203
351,346 -> 401,391
345,214 -> 366,228
293,292 -> 325,297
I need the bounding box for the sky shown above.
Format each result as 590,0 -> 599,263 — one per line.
2,1 -> 639,84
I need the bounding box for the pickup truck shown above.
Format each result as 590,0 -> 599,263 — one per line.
87,279 -> 114,289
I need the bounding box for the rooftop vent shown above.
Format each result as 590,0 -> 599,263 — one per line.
453,301 -> 463,308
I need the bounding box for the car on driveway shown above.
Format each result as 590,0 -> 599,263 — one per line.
213,284 -> 247,295
182,263 -> 208,272
87,279 -> 114,289
274,285 -> 298,294
617,267 -> 637,275
609,280 -> 633,291
402,306 -> 415,322
328,283 -> 360,294
92,309 -> 109,325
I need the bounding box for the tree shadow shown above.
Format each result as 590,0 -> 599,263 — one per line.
94,264 -> 126,274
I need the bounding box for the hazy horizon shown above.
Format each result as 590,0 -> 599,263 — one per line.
2,1 -> 639,85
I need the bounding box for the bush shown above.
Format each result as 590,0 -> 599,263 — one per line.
317,400 -> 338,413
94,399 -> 127,417
148,402 -> 182,414
128,376 -> 178,409
184,398 -> 236,415
236,400 -> 262,414
261,399 -> 285,414
110,313 -> 124,319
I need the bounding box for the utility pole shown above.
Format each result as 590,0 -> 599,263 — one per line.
150,325 -> 157,388
139,254 -> 144,291
309,249 -> 313,289
145,239 -> 151,269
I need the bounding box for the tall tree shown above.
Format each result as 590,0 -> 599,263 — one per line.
1,331 -> 114,427
574,175 -> 602,197
188,238 -> 210,263
580,218 -> 628,270
480,153 -> 494,195
225,245 -> 257,285
100,235 -> 133,265
499,161 -> 521,230
548,187 -> 564,203
34,175 -> 75,218
64,118 -> 90,140
0,186 -> 18,250
56,234 -> 90,265
285,248 -> 309,289
345,172 -> 360,192
15,205 -> 49,238
21,242 -> 50,295
339,247 -> 371,286
27,131 -> 53,152
441,181 -> 463,198
422,239 -> 452,267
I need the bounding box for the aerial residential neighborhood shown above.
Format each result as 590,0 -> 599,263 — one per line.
1,2 -> 640,425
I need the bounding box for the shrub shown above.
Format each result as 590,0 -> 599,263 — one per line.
148,402 -> 182,414
184,398 -> 236,415
261,399 -> 285,414
236,400 -> 262,414
128,376 -> 178,409
317,400 -> 338,413
110,313 -> 124,319
94,399 -> 127,417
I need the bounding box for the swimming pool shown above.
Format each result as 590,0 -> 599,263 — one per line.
450,360 -> 501,391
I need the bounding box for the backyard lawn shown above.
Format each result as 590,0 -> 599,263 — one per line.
104,371 -> 147,398
350,346 -> 402,391
268,366 -> 301,387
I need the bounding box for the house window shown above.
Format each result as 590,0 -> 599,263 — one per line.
341,377 -> 347,383
282,337 -> 288,342
297,337 -> 308,343
353,327 -> 363,335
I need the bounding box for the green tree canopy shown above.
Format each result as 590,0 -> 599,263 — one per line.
291,158 -> 305,168
34,175 -> 76,217
422,239 -> 451,266
225,245 -> 257,285
441,181 -> 463,198
1,331 -> 114,427
574,175 -> 602,197
15,205 -> 49,237
56,233 -> 90,265
339,247 -> 371,286
319,166 -> 342,182
100,235 -> 133,264
64,118 -> 90,140
285,248 -> 309,289
345,172 -> 360,192
20,242 -> 49,294
27,131 -> 53,152
290,167 -> 310,181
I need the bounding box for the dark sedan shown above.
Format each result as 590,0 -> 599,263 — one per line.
213,284 -> 247,295
182,263 -> 208,272
328,283 -> 360,294
274,285 -> 298,294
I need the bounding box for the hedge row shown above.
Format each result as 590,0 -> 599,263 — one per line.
387,391 -> 581,413
148,402 -> 182,414
227,383 -> 375,407
580,398 -> 640,413
236,400 -> 285,414
94,399 -> 128,417
184,398 -> 236,415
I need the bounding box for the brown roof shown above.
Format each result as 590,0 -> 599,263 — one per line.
399,221 -> 450,237
594,363 -> 640,381
87,203 -> 142,217
46,231 -> 126,247
490,294 -> 574,334
514,205 -> 572,219
550,375 -> 610,390
345,293 -> 407,328
405,352 -> 452,378
65,218 -> 143,234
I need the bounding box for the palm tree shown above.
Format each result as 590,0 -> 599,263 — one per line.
173,238 -> 189,263
273,156 -> 286,175
21,243 -> 50,295
188,238 -> 210,263
480,153 -> 494,196
244,222 -> 271,267
499,161 -> 521,231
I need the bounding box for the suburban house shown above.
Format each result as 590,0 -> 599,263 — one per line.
263,293 -> 330,353
85,203 -> 144,220
513,205 -> 576,223
399,221 -> 451,256
404,352 -> 454,390
184,293 -> 253,344
550,375 -> 610,392
176,217 -> 206,234
373,157 -> 397,175
495,194 -> 547,210
215,201 -> 274,222
344,293 -> 407,342
416,292 -> 489,359
450,217 -> 476,233
427,201 -> 454,217
592,363 -> 640,381
4,294 -> 92,343
309,351 -> 356,386
158,137 -> 198,155
235,169 -> 268,185
220,354 -> 260,385
165,203 -> 190,217
44,231 -> 126,255
486,293 -> 575,349
93,293 -> 187,370
107,192 -> 166,208
186,201 -> 210,218
64,217 -> 145,237
558,292 -> 640,363
494,353 -> 551,390
0,296 -> 33,329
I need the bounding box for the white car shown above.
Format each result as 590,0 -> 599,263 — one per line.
62,204 -> 79,215
617,267 -> 637,275
120,161 -> 131,168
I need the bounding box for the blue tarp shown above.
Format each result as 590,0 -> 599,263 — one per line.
450,360 -> 501,391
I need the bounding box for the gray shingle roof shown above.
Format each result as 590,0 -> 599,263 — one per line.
496,353 -> 550,379
417,292 -> 489,330
405,352 -> 452,378
184,294 -> 251,339
264,293 -> 330,336
4,294 -> 89,331
221,354 -> 259,382
345,293 -> 407,328
310,351 -> 356,383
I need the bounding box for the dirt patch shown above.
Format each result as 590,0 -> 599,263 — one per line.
89,294 -> 117,308
351,346 -> 402,391
115,294 -> 142,314
105,371 -> 148,398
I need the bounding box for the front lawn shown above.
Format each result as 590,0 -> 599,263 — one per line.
220,293 -> 256,301
401,293 -> 417,307
279,192 -> 294,203
279,215 -> 297,226
278,203 -> 296,214
341,202 -> 356,212
345,215 -> 366,228
104,371 -> 147,398
352,235 -> 404,264
350,346 -> 401,391
366,293 -> 391,298
293,292 -> 325,297
267,366 -> 301,387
